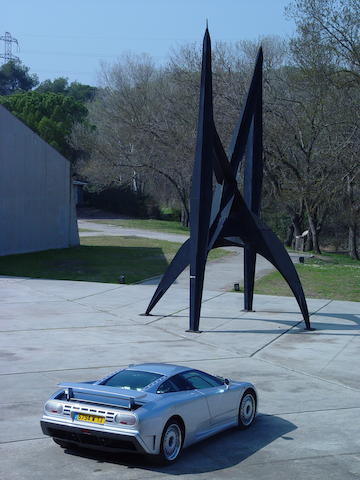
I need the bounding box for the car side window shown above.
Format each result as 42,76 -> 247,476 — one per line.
180,370 -> 224,389
171,373 -> 195,391
156,379 -> 179,394
197,371 -> 224,387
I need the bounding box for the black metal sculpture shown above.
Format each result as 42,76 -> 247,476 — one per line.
145,28 -> 311,331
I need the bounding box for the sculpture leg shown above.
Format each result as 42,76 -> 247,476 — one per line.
222,196 -> 311,330
252,222 -> 311,329
188,250 -> 208,332
187,28 -> 214,332
145,240 -> 190,315
243,244 -> 256,311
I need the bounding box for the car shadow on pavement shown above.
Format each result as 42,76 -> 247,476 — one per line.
63,413 -> 296,475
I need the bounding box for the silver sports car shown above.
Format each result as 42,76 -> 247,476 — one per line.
41,363 -> 257,463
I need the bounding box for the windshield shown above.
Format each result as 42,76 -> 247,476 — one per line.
101,370 -> 163,391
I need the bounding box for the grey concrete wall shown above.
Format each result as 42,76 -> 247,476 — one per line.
0,105 -> 79,256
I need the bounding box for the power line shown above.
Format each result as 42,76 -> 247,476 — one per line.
0,31 -> 19,63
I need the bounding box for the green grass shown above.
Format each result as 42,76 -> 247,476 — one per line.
254,253 -> 360,302
309,252 -> 360,265
89,218 -> 189,235
0,236 -> 229,284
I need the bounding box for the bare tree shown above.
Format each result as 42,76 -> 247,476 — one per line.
72,42 -> 279,225
285,0 -> 360,257
71,27 -> 358,257
73,53 -> 196,224
287,0 -> 360,78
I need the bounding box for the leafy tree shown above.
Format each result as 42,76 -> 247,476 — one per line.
37,77 -> 97,102
0,60 -> 38,95
36,77 -> 68,94
67,81 -> 97,102
0,91 -> 88,161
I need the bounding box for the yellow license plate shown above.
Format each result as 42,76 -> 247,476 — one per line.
76,414 -> 105,424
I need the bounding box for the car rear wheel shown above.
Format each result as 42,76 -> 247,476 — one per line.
155,420 -> 183,464
238,390 -> 256,429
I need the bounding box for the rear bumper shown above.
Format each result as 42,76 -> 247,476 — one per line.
41,420 -> 148,454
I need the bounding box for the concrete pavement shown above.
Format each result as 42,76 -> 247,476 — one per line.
0,275 -> 359,479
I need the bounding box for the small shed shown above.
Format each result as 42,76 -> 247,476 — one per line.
72,180 -> 87,206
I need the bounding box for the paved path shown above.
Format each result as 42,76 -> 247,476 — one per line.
0,276 -> 359,479
78,219 -> 190,243
78,219 -> 306,292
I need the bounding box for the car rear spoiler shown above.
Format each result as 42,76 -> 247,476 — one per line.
58,382 -> 147,410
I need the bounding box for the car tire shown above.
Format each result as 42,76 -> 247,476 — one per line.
238,389 -> 256,429
154,419 -> 183,464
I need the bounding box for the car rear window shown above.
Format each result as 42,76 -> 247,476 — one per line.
102,370 -> 162,391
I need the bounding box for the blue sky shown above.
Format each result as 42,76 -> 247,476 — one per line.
2,0 -> 295,86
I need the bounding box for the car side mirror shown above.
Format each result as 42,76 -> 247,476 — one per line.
224,378 -> 230,386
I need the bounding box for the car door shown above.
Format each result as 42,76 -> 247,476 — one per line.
180,371 -> 237,426
160,374 -> 212,436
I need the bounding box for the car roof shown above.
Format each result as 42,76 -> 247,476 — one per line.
126,363 -> 191,377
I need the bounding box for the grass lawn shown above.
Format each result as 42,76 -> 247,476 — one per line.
254,253 -> 360,302
0,236 -> 230,284
88,218 -> 189,235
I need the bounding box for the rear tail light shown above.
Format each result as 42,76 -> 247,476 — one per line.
114,413 -> 136,425
44,401 -> 64,415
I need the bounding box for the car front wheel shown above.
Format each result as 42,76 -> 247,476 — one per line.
238,390 -> 256,429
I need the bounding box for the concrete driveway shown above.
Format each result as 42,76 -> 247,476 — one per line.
1,275 -> 359,479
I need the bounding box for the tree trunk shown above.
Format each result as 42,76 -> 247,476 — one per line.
181,205 -> 190,227
348,224 -> 359,260
292,214 -> 303,250
285,224 -> 294,247
305,230 -> 313,251
304,200 -> 321,254
146,165 -> 190,228
308,215 -> 321,254
346,176 -> 359,260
